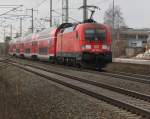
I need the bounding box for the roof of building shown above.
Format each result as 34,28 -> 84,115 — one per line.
118,28 -> 150,35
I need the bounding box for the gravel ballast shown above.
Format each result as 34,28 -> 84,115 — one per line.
105,62 -> 150,75
0,64 -> 143,119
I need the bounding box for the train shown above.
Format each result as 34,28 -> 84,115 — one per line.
9,19 -> 112,69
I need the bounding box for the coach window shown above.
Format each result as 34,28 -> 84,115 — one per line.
39,47 -> 48,55
32,41 -> 38,46
16,49 -> 20,53
25,48 -> 30,54
21,44 -> 24,48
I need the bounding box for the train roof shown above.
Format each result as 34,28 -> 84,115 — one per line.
16,37 -> 22,42
9,38 -> 16,44
37,27 -> 56,35
9,37 -> 22,45
23,33 -> 33,39
57,19 -> 110,31
22,33 -> 37,42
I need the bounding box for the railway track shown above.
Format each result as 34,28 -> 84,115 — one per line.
107,71 -> 150,80
3,59 -> 150,118
0,64 -> 9,68
10,57 -> 150,84
99,71 -> 150,84
9,59 -> 150,102
0,58 -> 11,69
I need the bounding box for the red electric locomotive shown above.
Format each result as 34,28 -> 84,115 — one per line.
56,19 -> 112,69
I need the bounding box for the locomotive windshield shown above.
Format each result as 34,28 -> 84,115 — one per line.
85,28 -> 106,41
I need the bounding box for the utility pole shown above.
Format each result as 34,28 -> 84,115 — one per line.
3,27 -> 6,55
66,0 -> 69,23
4,28 -> 5,41
20,17 -> 22,36
112,0 -> 115,57
27,8 -> 37,33
31,8 -> 34,33
10,24 -> 12,40
50,0 -> 52,27
83,0 -> 88,20
112,0 -> 115,29
62,0 -> 69,23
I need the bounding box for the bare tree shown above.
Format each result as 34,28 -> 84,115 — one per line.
104,5 -> 126,29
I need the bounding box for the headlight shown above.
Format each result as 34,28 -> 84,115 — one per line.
81,45 -> 85,50
81,45 -> 91,50
102,45 -> 107,49
85,45 -> 91,49
102,45 -> 110,50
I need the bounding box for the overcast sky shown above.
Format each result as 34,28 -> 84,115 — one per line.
0,0 -> 150,42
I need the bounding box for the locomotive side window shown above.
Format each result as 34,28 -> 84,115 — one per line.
85,29 -> 106,41
63,26 -> 74,33
39,34 -> 50,39
39,47 -> 48,55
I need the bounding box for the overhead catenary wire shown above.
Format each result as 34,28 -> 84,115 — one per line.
52,10 -> 79,22
0,7 -> 20,8
0,5 -> 23,17
0,5 -> 25,39
0,5 -> 22,6
36,0 -> 48,8
34,17 -> 46,30
89,0 -> 111,5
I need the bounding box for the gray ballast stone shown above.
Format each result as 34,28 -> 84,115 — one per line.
0,65 -> 143,119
